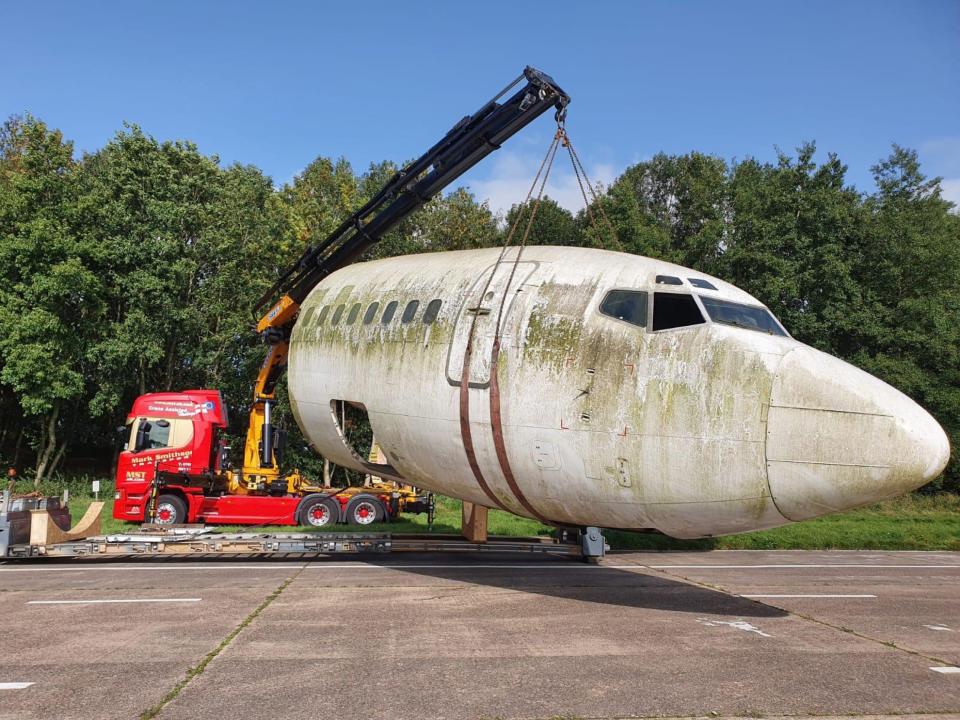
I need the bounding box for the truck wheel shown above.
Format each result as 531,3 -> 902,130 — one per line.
345,495 -> 385,526
298,496 -> 339,527
153,495 -> 187,525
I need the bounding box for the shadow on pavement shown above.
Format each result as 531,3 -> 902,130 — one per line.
358,553 -> 788,617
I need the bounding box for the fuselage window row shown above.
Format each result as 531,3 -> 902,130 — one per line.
314,298 -> 444,328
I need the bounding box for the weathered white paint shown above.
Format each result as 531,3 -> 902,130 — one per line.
696,618 -> 772,637
924,625 -> 954,632
0,683 -> 34,690
930,666 -> 960,674
288,246 -> 951,539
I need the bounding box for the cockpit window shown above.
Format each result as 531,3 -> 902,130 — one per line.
688,278 -> 718,290
652,293 -> 705,331
655,275 -> 683,286
599,290 -> 647,328
699,296 -> 787,336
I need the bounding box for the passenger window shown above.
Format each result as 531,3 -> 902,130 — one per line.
317,305 -> 330,325
330,304 -> 345,325
401,300 -> 420,324
363,302 -> 380,325
301,307 -> 317,325
599,290 -> 647,328
652,293 -> 705,331
346,303 -> 361,325
381,301 -> 398,324
422,299 -> 442,324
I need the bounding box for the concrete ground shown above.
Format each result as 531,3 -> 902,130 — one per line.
0,550 -> 958,720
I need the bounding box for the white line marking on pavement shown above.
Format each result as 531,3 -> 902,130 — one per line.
0,565 -> 307,572
0,683 -> 34,690
930,667 -> 960,674
697,618 -> 772,637
924,624 -> 954,632
27,598 -> 202,605
1,562 -> 958,574
649,564 -> 960,569
742,594 -> 877,598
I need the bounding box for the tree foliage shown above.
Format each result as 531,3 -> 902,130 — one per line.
0,116 -> 957,491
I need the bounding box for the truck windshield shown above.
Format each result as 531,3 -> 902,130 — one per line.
698,296 -> 787,336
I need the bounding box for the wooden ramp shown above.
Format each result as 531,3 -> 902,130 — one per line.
29,502 -> 104,545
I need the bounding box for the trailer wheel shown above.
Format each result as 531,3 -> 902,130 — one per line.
345,495 -> 385,526
153,494 -> 187,525
298,496 -> 339,528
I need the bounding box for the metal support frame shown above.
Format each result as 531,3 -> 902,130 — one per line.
0,488 -> 10,558
4,530 -> 586,560
579,526 -> 608,563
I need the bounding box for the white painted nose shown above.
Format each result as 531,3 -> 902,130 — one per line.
765,346 -> 950,521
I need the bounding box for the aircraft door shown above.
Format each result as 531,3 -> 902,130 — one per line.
446,261 -> 537,387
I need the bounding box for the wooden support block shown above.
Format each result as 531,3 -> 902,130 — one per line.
461,501 -> 488,543
29,502 -> 104,546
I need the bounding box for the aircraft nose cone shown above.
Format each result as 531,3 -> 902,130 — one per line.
765,346 -> 950,521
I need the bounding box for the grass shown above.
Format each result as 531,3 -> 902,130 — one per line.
50,483 -> 960,551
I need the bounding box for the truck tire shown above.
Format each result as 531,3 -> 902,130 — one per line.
345,494 -> 385,526
153,494 -> 187,525
297,495 -> 340,527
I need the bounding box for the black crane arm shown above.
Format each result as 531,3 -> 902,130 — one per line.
254,66 -> 569,325
242,67 -> 569,478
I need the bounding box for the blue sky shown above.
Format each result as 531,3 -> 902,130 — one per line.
5,1 -> 959,213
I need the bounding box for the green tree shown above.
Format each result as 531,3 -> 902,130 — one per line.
0,116 -> 104,483
503,196 -> 581,247
601,152 -> 727,268
853,147 -> 960,490
722,143 -> 867,352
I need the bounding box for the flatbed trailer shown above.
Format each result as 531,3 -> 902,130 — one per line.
4,528 -> 596,560
1,490 -> 608,562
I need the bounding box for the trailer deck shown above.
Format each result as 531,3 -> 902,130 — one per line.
1,491 -> 607,561
5,528 -> 591,559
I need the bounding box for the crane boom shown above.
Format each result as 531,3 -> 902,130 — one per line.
240,66 -> 569,490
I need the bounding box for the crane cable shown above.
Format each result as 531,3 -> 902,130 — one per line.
491,122 -> 618,342
561,129 -> 622,252
460,126 -> 563,367
491,127 -> 563,338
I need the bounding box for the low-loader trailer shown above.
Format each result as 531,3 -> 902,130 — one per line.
1,487 -> 606,561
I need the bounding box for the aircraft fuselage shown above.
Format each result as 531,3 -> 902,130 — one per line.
288,247 -> 949,538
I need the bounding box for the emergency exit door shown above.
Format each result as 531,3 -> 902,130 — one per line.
446,261 -> 536,387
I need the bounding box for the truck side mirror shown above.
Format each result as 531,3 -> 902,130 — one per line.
134,421 -> 152,453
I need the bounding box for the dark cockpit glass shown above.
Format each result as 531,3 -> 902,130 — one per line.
698,296 -> 787,336
652,292 -> 705,331
688,278 -> 718,290
600,290 -> 647,327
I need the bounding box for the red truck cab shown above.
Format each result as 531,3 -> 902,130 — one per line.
114,390 -> 428,527
114,390 -> 228,522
